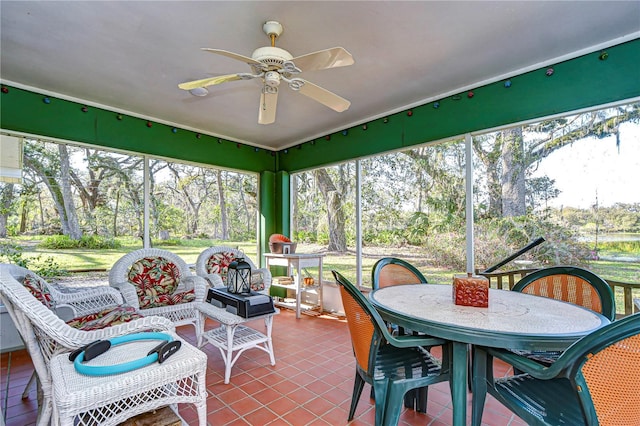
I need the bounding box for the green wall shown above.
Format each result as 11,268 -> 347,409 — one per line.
0,86 -> 277,173
277,38 -> 640,172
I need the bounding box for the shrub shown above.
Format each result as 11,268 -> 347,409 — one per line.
39,234 -> 122,250
475,215 -> 591,270
0,241 -> 65,277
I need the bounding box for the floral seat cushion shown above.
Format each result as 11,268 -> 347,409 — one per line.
21,274 -> 54,308
127,256 -> 195,309
66,306 -> 143,331
19,273 -> 143,331
205,252 -> 265,292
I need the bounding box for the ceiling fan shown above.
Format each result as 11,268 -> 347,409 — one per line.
178,21 -> 354,125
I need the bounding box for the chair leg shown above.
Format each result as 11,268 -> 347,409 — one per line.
22,371 -> 36,399
348,372 -> 366,421
372,380 -> 390,426
415,386 -> 428,413
403,389 -> 415,410
384,382 -> 408,426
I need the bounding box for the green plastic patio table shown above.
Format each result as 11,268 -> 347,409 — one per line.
369,284 -> 610,426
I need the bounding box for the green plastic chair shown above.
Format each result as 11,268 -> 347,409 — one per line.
371,257 -> 431,412
509,266 -> 616,366
332,270 -> 451,425
471,312 -> 640,426
371,257 -> 428,288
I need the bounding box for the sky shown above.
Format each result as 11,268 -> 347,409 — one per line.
531,121 -> 640,209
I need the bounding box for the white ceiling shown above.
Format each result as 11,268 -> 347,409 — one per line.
1,1 -> 639,151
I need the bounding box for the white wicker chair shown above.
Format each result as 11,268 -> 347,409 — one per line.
0,265 -> 176,426
1,264 -> 124,318
108,248 -> 208,333
195,246 -> 272,294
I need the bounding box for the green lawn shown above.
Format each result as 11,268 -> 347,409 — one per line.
4,236 -> 638,315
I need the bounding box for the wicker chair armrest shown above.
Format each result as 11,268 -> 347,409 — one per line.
252,267 -> 272,288
111,282 -> 141,310
389,333 -> 449,348
96,315 -> 175,336
53,304 -> 78,322
57,316 -> 176,352
50,284 -> 124,316
200,273 -> 224,288
181,275 -> 209,301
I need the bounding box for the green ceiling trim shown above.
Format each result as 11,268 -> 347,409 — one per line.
0,86 -> 277,173
278,37 -> 640,172
1,38 -> 638,175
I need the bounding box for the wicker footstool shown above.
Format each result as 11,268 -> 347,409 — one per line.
50,331 -> 207,426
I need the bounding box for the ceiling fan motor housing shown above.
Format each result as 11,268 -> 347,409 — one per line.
251,46 -> 293,69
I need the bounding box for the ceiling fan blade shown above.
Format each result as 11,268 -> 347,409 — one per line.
178,74 -> 243,90
291,47 -> 354,72
297,80 -> 351,112
201,48 -> 263,66
258,87 -> 278,125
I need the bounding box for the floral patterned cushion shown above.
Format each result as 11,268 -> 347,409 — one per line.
127,256 -> 195,309
66,306 -> 143,331
21,273 -> 54,308
205,252 -> 237,284
251,275 -> 265,292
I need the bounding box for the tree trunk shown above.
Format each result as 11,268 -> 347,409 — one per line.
113,189 -> 120,236
315,168 -> 347,252
217,170 -> 229,240
500,128 -> 527,217
59,145 -> 82,239
0,184 -> 15,237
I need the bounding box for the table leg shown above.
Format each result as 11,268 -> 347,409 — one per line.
451,341 -> 469,426
471,348 -> 487,426
295,266 -> 302,319
265,316 -> 275,365
224,325 -> 237,384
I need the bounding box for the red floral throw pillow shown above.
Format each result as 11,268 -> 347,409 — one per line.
66,306 -> 143,331
127,257 -> 187,309
205,252 -> 237,284
21,274 -> 54,308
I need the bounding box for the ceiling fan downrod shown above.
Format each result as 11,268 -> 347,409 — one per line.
263,21 -> 284,47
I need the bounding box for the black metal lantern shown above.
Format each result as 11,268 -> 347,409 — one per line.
227,258 -> 251,294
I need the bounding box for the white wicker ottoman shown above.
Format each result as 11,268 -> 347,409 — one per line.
49,332 -> 207,426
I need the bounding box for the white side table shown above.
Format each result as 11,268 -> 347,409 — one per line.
264,253 -> 325,318
197,301 -> 278,384
49,331 -> 207,426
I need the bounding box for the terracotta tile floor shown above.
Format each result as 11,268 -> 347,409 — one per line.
1,308 -> 527,425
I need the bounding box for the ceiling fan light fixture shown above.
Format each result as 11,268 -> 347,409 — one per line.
264,71 -> 281,87
189,87 -> 209,97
